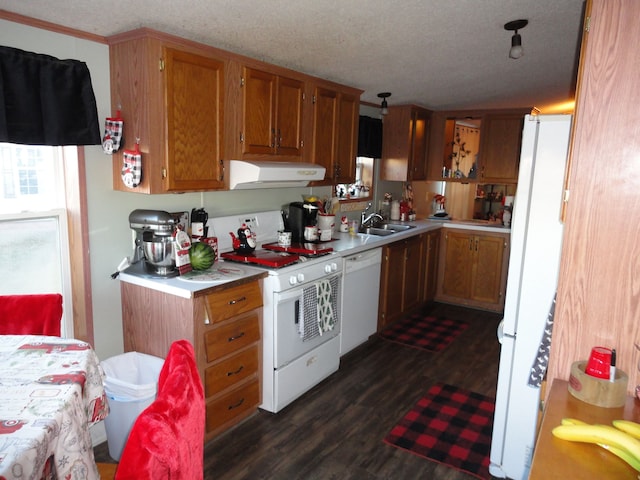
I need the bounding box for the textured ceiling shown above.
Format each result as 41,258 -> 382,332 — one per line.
0,0 -> 585,111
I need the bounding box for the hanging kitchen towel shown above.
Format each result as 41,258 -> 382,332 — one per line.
316,279 -> 334,336
300,285 -> 318,341
528,294 -> 556,388
330,275 -> 339,327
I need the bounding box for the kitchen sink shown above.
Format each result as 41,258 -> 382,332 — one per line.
361,223 -> 416,236
362,227 -> 396,236
380,223 -> 415,231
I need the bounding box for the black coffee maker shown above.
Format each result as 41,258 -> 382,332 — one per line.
287,202 -> 319,242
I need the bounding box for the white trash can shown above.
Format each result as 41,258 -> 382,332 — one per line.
101,352 -> 165,461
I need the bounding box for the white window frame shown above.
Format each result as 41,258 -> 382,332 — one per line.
0,142 -> 76,337
0,209 -> 74,336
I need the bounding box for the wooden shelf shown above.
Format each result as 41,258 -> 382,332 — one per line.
529,379 -> 640,480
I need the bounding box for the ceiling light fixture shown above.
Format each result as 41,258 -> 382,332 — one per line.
378,92 -> 391,115
504,19 -> 528,59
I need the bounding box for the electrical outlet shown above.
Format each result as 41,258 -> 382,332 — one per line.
239,216 -> 258,232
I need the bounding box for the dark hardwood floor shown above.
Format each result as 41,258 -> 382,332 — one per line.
94,302 -> 502,479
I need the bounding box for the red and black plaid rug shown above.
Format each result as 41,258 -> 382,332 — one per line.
384,382 -> 495,480
379,314 -> 468,352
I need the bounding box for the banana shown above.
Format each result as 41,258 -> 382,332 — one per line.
598,442 -> 640,472
552,424 -> 640,465
558,418 -> 640,472
614,420 -> 640,440
561,418 -> 587,426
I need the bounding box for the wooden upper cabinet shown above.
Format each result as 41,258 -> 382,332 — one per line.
478,113 -> 524,183
165,48 -> 225,191
309,86 -> 337,180
308,84 -> 361,184
410,108 -> 430,181
381,105 -> 431,181
109,29 -> 225,193
335,91 -> 359,184
240,67 -> 303,159
426,109 -> 527,183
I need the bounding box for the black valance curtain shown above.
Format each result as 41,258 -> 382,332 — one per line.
357,115 -> 383,158
0,46 -> 101,146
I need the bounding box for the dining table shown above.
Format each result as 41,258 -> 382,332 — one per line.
0,335 -> 109,480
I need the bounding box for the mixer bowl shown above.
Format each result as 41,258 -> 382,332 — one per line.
143,237 -> 176,275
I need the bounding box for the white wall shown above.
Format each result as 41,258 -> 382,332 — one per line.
1,19 -> 332,360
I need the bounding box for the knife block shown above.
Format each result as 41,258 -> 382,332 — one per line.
568,361 -> 628,408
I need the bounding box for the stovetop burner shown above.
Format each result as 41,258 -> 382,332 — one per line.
261,242 -> 333,256
220,250 -> 300,268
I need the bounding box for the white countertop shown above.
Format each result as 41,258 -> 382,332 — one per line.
119,262 -> 267,299
119,218 -> 509,297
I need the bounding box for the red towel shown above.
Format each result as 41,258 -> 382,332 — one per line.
115,340 -> 205,480
0,294 -> 62,336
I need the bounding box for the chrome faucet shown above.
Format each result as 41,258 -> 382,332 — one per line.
361,202 -> 383,228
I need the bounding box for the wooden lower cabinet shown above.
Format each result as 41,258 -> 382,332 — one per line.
120,277 -> 264,442
423,229 -> 441,302
378,232 -> 440,330
435,228 -> 509,312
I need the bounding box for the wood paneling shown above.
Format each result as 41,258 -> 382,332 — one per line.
548,0 -> 640,396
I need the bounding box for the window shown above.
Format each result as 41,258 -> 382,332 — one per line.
335,157 -> 374,200
0,143 -> 73,336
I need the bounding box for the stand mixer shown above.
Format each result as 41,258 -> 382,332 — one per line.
129,209 -> 179,276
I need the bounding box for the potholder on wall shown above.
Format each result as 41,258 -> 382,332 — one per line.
121,143 -> 142,188
102,111 -> 123,154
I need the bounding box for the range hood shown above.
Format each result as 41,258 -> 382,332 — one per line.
228,160 -> 326,190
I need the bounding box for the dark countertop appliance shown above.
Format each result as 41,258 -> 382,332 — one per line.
286,201 -> 319,242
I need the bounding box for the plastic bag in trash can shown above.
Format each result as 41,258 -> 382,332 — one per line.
101,351 -> 164,398
101,351 -> 165,461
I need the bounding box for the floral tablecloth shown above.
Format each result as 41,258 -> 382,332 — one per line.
0,335 -> 109,480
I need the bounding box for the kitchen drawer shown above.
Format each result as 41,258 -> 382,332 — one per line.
205,344 -> 259,397
204,313 -> 260,362
204,281 -> 263,325
206,379 -> 260,434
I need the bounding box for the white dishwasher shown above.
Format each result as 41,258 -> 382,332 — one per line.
340,247 -> 383,356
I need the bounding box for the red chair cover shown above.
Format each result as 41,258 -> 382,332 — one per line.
115,340 -> 205,480
0,294 -> 63,336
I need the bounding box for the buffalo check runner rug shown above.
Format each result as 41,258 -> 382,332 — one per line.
384,382 -> 495,480
379,314 -> 469,352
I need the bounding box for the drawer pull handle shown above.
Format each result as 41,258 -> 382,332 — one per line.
228,296 -> 247,305
228,397 -> 245,410
227,365 -> 244,376
228,332 -> 245,342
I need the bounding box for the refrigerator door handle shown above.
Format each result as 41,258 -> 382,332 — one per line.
497,319 -> 516,344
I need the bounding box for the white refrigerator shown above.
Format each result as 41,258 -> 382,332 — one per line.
489,114 -> 572,480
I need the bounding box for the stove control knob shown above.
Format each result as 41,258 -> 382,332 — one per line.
324,264 -> 332,274
297,273 -> 305,283
331,262 -> 338,272
289,276 -> 297,285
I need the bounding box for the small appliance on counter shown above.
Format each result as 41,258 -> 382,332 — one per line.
285,201 -> 319,242
128,209 -> 180,277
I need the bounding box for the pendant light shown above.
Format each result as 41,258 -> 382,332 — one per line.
377,92 -> 391,115
504,19 -> 528,59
